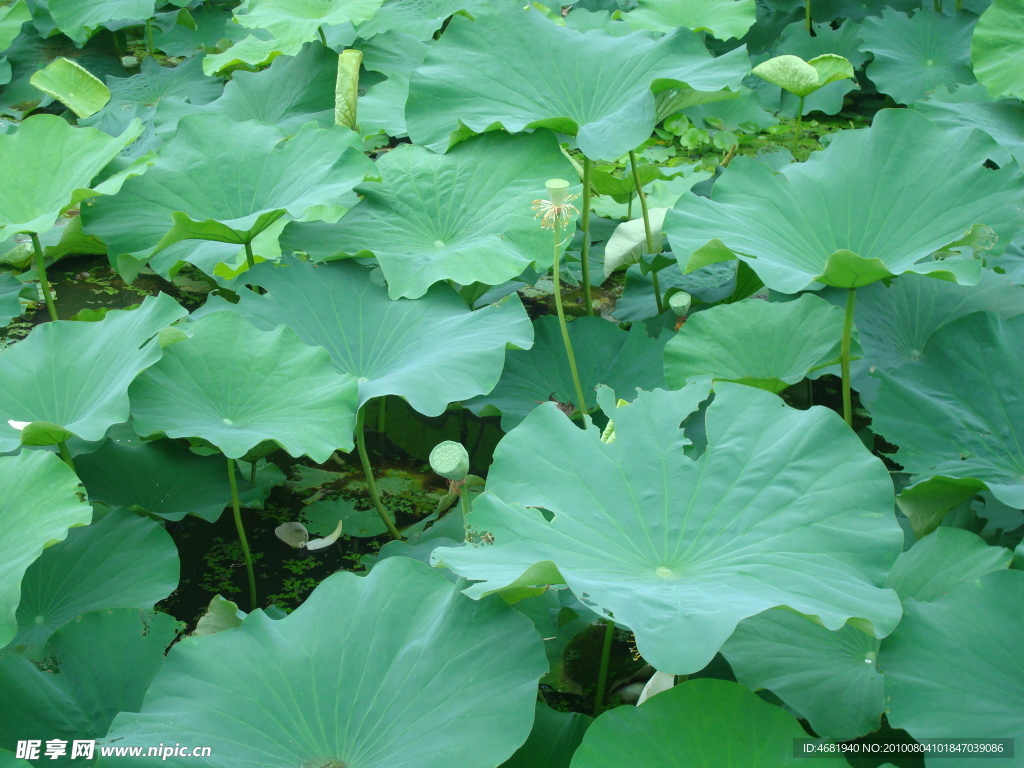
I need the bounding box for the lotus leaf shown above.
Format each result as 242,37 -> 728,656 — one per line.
871,312 -> 1024,525
0,114 -> 142,240
405,8 -> 749,161
215,257 -> 533,415
100,557 -> 547,768
283,131 -> 576,299
0,609 -> 179,752
570,679 -> 849,767
0,294 -> 186,452
502,702 -> 592,768
233,0 -> 384,42
82,114 -> 373,279
861,9 -> 976,105
664,294 -> 854,393
666,109 -> 1024,292
751,53 -> 854,99
465,316 -> 671,431
914,93 -> 1024,170
0,0 -> 29,52
722,527 -> 1010,741
129,310 -> 359,462
357,0 -> 493,40
10,509 -> 179,654
48,0 -> 155,45
155,43 -> 336,136
75,436 -> 238,522
971,0 -> 1024,100
0,451 -> 91,651
836,270 -> 1024,403
619,0 -> 756,40
881,570 -> 1024,761
603,207 -> 668,277
29,57 -> 110,118
0,272 -> 27,327
435,382 -> 903,673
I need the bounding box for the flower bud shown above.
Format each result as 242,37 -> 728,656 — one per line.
429,440 -> 470,482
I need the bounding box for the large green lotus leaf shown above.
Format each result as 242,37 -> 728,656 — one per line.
570,679 -> 849,768
215,257 -> 533,416
972,0 -> 1024,100
82,114 -> 373,277
233,0 -> 384,42
80,56 -> 222,148
357,0 -> 493,40
75,437 -> 235,522
838,270 -> 1024,404
881,570 -> 1024,760
665,109 -> 1024,292
405,8 -> 749,161
0,294 -> 186,452
9,509 -> 178,654
282,130 -> 576,299
129,311 -> 358,462
153,4 -> 239,57
664,294 -> 853,394
0,451 -> 91,651
48,0 -> 155,44
465,316 -> 671,431
155,42 -> 335,137
0,114 -> 141,239
861,9 -> 976,105
915,93 -> 1024,170
872,312 -> 1024,518
0,1 -> 30,52
99,557 -> 546,768
30,57 -> 110,118
435,382 -> 903,673
885,527 -> 1012,603
620,0 -> 756,41
0,608 -> 179,759
722,528 -> 1011,741
0,272 -> 27,328
501,702 -> 592,768
357,31 -> 429,137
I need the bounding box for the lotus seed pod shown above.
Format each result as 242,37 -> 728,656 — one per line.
545,178 -> 571,206
429,440 -> 470,481
669,291 -> 692,317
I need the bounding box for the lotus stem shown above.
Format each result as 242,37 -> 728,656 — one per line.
553,221 -> 589,429
30,233 -> 58,322
460,481 -> 472,520
57,441 -> 75,471
318,25 -> 328,46
805,0 -> 812,31
243,240 -> 256,271
227,457 -> 258,611
249,461 -> 256,486
793,95 -> 805,158
356,405 -> 402,539
580,157 -> 595,316
628,149 -> 663,314
593,620 -> 615,716
840,288 -> 856,428
145,18 -> 154,55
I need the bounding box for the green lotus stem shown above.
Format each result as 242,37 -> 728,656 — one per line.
580,157 -> 595,316
805,0 -> 811,31
29,233 -> 58,322
553,221 -> 589,429
460,482 -> 472,520
145,18 -> 154,55
226,457 -> 258,611
840,288 -> 856,428
628,149 -> 663,314
57,441 -> 75,471
318,25 -> 328,46
356,406 -> 402,539
243,240 -> 256,271
249,461 -> 257,486
793,95 -> 805,158
593,620 -> 615,716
